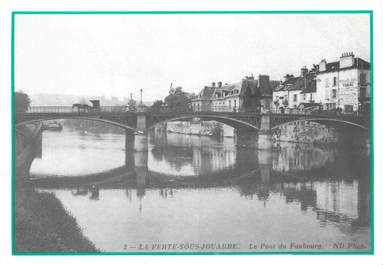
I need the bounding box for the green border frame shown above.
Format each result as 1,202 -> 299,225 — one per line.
11,10 -> 374,256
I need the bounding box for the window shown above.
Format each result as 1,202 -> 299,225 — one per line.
333,76 -> 337,87
360,86 -> 367,98
303,94 -> 306,101
331,89 -> 337,99
310,94 -> 313,101
360,73 -> 367,85
293,94 -> 297,102
325,78 -> 329,88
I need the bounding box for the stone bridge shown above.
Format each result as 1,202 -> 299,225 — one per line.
15,110 -> 370,149
15,110 -> 370,132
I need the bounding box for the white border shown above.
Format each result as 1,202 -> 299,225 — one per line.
0,1 -> 382,265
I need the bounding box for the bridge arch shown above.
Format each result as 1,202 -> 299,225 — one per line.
147,114 -> 260,131
271,117 -> 369,131
15,116 -> 138,132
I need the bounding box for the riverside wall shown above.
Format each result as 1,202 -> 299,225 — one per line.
15,123 -> 43,180
272,121 -> 340,145
165,121 -> 235,137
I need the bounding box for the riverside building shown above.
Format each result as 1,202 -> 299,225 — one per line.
191,75 -> 278,113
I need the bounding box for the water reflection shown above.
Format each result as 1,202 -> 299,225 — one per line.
148,130 -> 238,176
28,120 -> 371,252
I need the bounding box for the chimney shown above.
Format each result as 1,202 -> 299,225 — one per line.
258,75 -> 271,95
300,66 -> 308,77
311,64 -> 319,73
283,74 -> 293,82
319,59 -> 327,72
258,74 -> 270,87
218,81 -> 222,88
340,51 -> 355,69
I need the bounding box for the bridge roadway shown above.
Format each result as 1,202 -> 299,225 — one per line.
16,110 -> 371,132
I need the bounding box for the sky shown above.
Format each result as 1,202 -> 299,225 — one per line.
15,14 -> 370,102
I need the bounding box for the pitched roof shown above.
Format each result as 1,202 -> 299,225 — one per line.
354,57 -> 370,70
240,79 -> 258,96
220,81 -> 244,94
277,73 -> 317,93
319,57 -> 370,73
300,73 -> 317,94
194,86 -> 215,100
193,76 -> 275,101
270,80 -> 281,92
277,76 -> 301,92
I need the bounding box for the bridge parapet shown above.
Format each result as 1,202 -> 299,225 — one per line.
16,109 -> 371,132
15,111 -> 138,131
269,113 -> 370,130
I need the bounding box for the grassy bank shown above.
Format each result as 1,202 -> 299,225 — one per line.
15,184 -> 99,253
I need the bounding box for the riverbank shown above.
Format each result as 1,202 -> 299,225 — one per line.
15,184 -> 99,253
15,123 -> 99,253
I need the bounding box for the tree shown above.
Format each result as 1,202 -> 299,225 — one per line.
164,86 -> 191,112
150,100 -> 165,112
15,91 -> 31,112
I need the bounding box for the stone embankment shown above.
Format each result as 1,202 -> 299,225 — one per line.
165,121 -> 234,137
272,121 -> 339,145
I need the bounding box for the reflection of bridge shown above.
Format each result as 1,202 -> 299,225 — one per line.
22,126 -> 369,229
16,110 -> 371,149
31,151 -> 370,230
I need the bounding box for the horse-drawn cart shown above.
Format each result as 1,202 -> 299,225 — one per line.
72,100 -> 101,112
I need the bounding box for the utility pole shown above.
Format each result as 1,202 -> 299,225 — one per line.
140,89 -> 143,105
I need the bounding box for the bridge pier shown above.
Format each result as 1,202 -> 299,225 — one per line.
257,149 -> 272,184
235,127 -> 257,149
134,147 -> 148,199
235,115 -> 273,150
258,134 -> 272,150
125,130 -> 135,167
125,129 -> 148,152
134,134 -> 148,152
125,130 -> 135,151
125,129 -> 148,197
257,115 -> 272,150
136,114 -> 147,132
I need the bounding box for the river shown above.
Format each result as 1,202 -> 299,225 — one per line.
28,119 -> 371,252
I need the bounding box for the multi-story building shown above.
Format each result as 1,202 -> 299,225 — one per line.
191,75 -> 278,113
272,67 -> 317,112
316,52 -> 370,112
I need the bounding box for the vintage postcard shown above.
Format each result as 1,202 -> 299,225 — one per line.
13,11 -> 373,255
